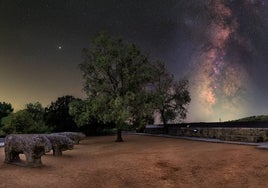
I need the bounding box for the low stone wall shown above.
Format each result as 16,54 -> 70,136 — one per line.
144,125 -> 165,135
170,127 -> 268,142
145,125 -> 268,143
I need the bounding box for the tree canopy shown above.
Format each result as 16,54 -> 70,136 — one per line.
74,33 -> 191,140
1,108 -> 51,135
0,102 -> 13,121
151,61 -> 191,125
45,95 -> 79,132
78,33 -> 155,141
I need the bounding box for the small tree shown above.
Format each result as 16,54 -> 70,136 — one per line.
151,61 -> 191,125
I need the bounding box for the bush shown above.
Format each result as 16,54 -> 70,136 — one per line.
1,110 -> 51,135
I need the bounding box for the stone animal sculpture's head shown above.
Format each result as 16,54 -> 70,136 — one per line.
60,135 -> 74,151
60,132 -> 86,144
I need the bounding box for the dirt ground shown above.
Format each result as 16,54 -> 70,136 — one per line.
0,135 -> 268,188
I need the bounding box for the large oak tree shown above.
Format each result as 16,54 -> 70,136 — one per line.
79,33 -> 154,141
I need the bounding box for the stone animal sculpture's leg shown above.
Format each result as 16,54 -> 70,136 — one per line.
4,149 -> 12,163
31,146 -> 45,167
4,149 -> 20,163
24,152 -> 42,167
12,151 -> 21,162
24,152 -> 33,166
31,157 -> 42,167
53,146 -> 62,156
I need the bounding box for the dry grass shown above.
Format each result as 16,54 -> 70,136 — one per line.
0,135 -> 268,188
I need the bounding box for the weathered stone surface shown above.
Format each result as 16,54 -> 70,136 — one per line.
54,132 -> 86,144
4,134 -> 52,167
43,134 -> 74,156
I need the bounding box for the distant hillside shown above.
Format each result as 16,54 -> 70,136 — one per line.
233,115 -> 268,122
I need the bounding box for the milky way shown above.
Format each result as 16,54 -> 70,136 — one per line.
187,0 -> 265,122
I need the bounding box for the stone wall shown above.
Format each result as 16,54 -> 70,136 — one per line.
145,124 -> 268,143
144,125 -> 165,135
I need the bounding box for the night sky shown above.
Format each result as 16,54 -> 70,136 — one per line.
0,0 -> 267,122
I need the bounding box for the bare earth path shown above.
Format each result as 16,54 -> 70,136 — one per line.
0,135 -> 268,188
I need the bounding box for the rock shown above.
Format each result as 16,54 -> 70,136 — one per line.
44,134 -> 74,156
4,134 -> 52,167
53,132 -> 86,144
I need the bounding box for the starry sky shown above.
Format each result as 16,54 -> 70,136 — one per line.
0,0 -> 267,122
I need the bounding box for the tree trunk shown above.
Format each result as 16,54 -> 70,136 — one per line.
160,110 -> 167,126
160,110 -> 168,134
115,128 -> 123,142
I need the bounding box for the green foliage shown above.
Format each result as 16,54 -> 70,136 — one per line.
76,33 -> 191,136
45,95 -> 79,132
69,99 -> 97,127
151,61 -> 191,125
69,99 -> 115,135
79,33 -> 154,130
1,110 -> 51,135
0,102 -> 13,121
26,102 -> 45,121
106,95 -> 133,128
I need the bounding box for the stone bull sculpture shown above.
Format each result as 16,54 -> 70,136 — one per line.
43,134 -> 74,156
4,134 -> 52,167
4,132 -> 86,167
54,132 -> 86,144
